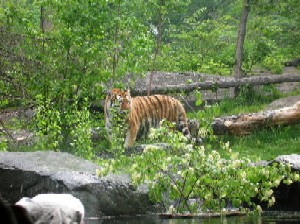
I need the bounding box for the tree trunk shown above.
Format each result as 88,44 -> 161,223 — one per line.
147,0 -> 164,96
234,0 -> 250,95
112,0 -> 121,80
212,101 -> 300,135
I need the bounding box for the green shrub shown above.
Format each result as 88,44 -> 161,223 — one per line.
67,97 -> 93,159
262,56 -> 284,74
0,138 -> 8,151
106,106 -> 129,156
34,95 -> 93,159
35,94 -> 62,151
98,121 -> 299,214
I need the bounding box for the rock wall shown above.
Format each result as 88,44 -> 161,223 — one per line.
0,151 -> 158,218
269,155 -> 300,211
0,151 -> 299,218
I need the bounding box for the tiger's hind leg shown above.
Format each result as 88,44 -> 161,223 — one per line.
124,124 -> 139,149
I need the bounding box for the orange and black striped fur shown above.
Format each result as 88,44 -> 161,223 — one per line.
104,88 -> 191,148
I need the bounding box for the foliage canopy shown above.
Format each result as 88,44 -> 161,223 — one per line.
1,0 -> 299,106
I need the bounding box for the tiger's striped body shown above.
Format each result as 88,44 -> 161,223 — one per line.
104,88 -> 191,149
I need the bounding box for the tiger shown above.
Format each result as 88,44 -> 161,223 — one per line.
104,88 -> 193,149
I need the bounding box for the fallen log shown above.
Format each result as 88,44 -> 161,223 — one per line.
131,73 -> 300,96
212,101 -> 300,136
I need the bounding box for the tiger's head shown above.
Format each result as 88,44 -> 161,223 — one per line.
107,88 -> 132,114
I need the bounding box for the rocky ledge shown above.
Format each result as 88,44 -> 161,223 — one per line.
270,154 -> 300,211
0,151 -> 157,218
0,152 -> 299,218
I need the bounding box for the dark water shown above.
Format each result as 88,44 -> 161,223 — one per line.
85,212 -> 300,224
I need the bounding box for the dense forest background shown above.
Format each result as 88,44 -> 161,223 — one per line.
1,0 -> 299,108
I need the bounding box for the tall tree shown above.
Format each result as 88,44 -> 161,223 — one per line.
233,0 -> 250,96
145,0 -> 190,95
234,0 -> 250,80
147,0 -> 164,96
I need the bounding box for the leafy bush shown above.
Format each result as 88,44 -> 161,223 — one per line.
66,97 -> 93,159
0,139 -> 8,151
106,106 -> 129,156
35,94 -> 62,151
97,121 -> 299,214
35,95 -> 93,159
199,59 -> 231,75
262,56 -> 284,74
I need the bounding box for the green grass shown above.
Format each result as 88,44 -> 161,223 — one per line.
220,124 -> 300,161
217,85 -> 282,115
192,86 -> 300,161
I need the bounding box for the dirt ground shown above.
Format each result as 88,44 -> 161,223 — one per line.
266,94 -> 300,110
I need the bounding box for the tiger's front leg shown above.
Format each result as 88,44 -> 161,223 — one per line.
124,124 -> 139,149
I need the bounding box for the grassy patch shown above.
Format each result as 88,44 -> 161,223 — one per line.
188,86 -> 300,161
217,85 -> 283,115
220,124 -> 300,161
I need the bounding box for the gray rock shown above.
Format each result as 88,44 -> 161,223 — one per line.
0,151 -> 158,218
265,154 -> 300,211
1,151 -> 300,217
273,154 -> 300,170
266,95 -> 300,110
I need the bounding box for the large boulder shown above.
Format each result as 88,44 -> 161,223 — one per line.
1,151 -> 300,218
273,154 -> 300,171
268,154 -> 300,211
0,151 -> 158,218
